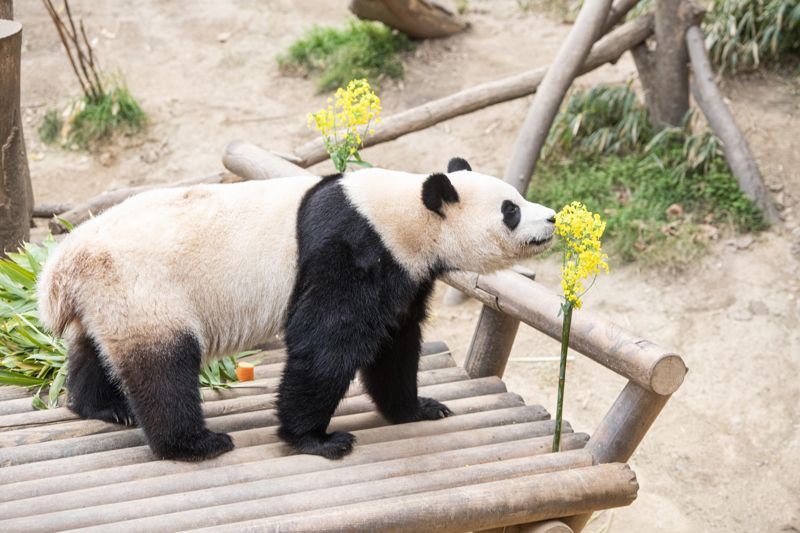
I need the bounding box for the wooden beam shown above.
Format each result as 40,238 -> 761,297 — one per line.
444,270 -> 687,395
7,449 -> 592,531
187,463 -> 637,533
685,25 -> 779,224
504,0 -> 613,193
290,13 -> 655,168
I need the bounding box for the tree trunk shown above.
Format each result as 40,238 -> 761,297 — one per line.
0,18 -> 34,255
651,0 -> 691,127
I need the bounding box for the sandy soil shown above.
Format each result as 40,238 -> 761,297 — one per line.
13,0 -> 800,531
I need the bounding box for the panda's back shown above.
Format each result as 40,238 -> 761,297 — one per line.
39,175 -> 320,357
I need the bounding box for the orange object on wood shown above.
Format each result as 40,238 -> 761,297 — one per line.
235,362 -> 255,382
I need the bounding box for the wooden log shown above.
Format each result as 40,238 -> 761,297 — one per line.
186,463 -> 636,533
2,407 -> 566,502
443,270 -> 687,395
48,170 -> 240,233
464,305 -> 520,379
483,521 -> 575,533
604,0 -> 641,32
348,0 -> 467,39
290,13 -> 655,168
564,381 -> 669,531
0,376 -> 505,448
31,202 -> 73,218
504,0 -> 613,193
0,19 -> 34,255
685,25 -> 779,224
222,139 -> 313,180
0,378 -> 511,465
52,450 -> 593,533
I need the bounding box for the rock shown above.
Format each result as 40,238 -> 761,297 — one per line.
141,148 -> 159,164
748,300 -> 769,316
735,235 -> 754,250
666,203 -> 684,218
217,31 -> 232,43
99,151 -> 116,167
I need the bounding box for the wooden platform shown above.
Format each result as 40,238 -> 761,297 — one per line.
0,342 -> 638,533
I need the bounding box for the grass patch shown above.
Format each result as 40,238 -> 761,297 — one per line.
531,84 -> 765,268
704,0 -> 800,73
0,238 -> 245,409
40,81 -> 146,150
278,19 -> 413,92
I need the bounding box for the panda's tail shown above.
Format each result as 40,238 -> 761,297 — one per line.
37,248 -> 80,337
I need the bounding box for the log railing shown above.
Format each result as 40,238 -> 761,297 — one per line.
443,269 -> 686,532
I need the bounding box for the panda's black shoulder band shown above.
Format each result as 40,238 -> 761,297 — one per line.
422,173 -> 460,218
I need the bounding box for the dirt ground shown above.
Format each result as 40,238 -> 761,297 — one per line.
14,1 -> 800,531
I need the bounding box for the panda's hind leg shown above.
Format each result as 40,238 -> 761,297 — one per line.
110,332 -> 234,462
67,333 -> 135,426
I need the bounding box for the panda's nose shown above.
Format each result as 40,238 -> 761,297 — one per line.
547,216 -> 556,224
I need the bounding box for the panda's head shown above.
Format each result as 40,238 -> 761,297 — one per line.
419,157 -> 556,273
342,158 -> 556,279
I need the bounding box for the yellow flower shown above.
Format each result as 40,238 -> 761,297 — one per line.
307,79 -> 381,172
555,202 -> 609,308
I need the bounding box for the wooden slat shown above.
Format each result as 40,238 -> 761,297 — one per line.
0,349 -> 455,417
181,463 -> 637,533
0,365 -> 470,430
0,407 -> 564,504
1,396 -> 545,498
37,447 -> 593,533
0,375 -> 502,451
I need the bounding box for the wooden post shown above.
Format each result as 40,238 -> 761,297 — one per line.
464,306 -> 520,379
564,381 -> 671,531
685,25 -> 779,224
0,15 -> 34,255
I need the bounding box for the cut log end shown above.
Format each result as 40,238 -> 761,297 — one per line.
649,354 -> 687,395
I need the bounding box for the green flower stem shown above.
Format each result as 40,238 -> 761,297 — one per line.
552,302 -> 573,452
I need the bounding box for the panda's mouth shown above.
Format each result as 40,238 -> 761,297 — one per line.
527,235 -> 553,247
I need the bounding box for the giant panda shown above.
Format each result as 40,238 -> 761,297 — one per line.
37,157 -> 556,462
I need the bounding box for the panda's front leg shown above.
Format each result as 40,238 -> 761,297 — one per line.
361,319 -> 453,424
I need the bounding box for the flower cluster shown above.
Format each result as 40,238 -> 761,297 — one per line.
555,202 -> 609,308
308,79 -> 381,172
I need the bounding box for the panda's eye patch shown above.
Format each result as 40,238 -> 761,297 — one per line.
502,200 -> 521,230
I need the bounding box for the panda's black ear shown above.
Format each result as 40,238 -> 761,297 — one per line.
447,157 -> 472,173
422,173 -> 460,218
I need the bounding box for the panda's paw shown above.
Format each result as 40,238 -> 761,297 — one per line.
156,430 -> 235,462
289,431 -> 356,460
416,397 -> 453,421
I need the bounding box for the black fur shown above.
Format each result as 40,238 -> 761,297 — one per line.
67,334 -> 135,426
115,333 -> 234,461
421,173 -> 460,218
447,157 -> 472,173
502,199 -> 521,230
278,177 -> 452,459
